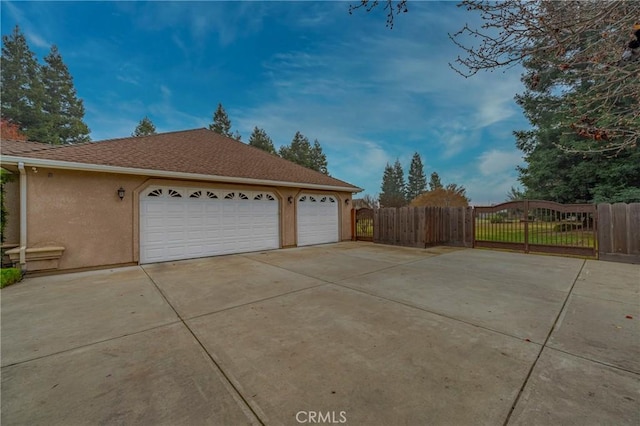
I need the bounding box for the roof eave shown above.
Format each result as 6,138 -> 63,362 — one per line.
0,155 -> 363,193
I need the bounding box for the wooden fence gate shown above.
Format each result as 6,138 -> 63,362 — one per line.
373,206 -> 473,247
473,200 -> 597,257
355,208 -> 374,241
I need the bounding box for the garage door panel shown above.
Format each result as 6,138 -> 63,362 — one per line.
140,187 -> 280,263
297,194 -> 339,247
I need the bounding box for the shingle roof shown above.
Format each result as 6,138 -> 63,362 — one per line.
0,128 -> 359,190
1,139 -> 58,155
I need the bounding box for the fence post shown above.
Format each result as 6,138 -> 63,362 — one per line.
523,200 -> 529,253
351,208 -> 356,241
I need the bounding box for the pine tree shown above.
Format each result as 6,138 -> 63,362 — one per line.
209,103 -> 241,140
248,126 -> 276,155
279,131 -> 312,168
132,116 -> 157,137
393,160 -> 407,204
278,132 -> 330,174
406,152 -> 427,202
1,26 -> 46,141
429,172 -> 443,191
41,45 -> 90,144
379,163 -> 396,207
379,160 -> 407,207
311,139 -> 328,175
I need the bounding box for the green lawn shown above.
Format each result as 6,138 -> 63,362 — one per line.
475,219 -> 595,247
356,221 -> 373,238
1,267 -> 22,289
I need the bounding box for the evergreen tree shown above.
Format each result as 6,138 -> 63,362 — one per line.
248,126 -> 277,155
279,131 -> 311,167
310,139 -> 328,175
1,26 -> 46,141
209,103 -> 241,140
41,45 -> 90,144
379,163 -> 397,207
393,160 -> 407,203
379,160 -> 407,207
406,152 -> 427,202
279,133 -> 329,174
132,116 -> 157,137
515,37 -> 640,203
429,172 -> 443,191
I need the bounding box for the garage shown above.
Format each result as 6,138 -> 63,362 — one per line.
296,194 -> 339,246
140,186 -> 280,263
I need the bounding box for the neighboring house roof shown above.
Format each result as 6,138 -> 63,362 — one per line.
1,128 -> 361,192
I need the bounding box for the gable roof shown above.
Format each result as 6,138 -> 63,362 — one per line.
1,139 -> 58,155
1,128 -> 360,192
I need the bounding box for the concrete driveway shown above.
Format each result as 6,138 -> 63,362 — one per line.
2,242 -> 638,425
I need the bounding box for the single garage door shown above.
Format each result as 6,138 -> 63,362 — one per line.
140,186 -> 279,264
296,194 -> 339,246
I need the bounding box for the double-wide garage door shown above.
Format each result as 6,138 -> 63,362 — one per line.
139,187 -> 341,264
140,186 -> 279,264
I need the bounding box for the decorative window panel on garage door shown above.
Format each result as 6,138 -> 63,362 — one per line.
296,194 -> 339,246
140,187 -> 279,263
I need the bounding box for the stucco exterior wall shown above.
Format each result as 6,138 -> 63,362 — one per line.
22,168 -> 354,271
26,168 -> 146,270
2,176 -> 20,244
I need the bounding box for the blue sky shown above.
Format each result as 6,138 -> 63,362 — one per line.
2,1 -> 529,204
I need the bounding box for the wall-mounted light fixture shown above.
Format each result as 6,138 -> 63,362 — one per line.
117,187 -> 126,201
288,195 -> 294,204
345,199 -> 350,205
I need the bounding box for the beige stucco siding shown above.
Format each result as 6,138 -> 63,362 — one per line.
27,168 -> 146,270
19,169 -> 354,271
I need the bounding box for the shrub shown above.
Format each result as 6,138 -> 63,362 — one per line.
553,223 -> 582,232
489,214 -> 505,223
1,267 -> 22,289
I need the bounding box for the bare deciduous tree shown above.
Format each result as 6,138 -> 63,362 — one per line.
349,0 -> 408,28
351,0 -> 640,153
449,0 -> 639,153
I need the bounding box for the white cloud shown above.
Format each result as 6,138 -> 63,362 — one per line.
478,149 -> 523,176
25,30 -> 49,48
116,75 -> 139,85
3,2 -> 51,49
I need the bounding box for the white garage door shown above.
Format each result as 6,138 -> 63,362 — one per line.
140,186 -> 279,264
296,194 -> 339,246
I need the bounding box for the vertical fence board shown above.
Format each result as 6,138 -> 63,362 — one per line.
466,207 -> 473,246
597,204 -> 613,255
612,203 -> 628,254
629,203 -> 640,256
598,203 -> 639,264
373,206 -> 472,248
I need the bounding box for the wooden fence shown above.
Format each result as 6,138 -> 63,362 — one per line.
597,203 -> 640,264
373,206 -> 473,248
366,203 -> 638,264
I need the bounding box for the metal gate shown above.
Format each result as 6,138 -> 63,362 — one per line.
355,208 -> 374,241
473,200 -> 597,257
